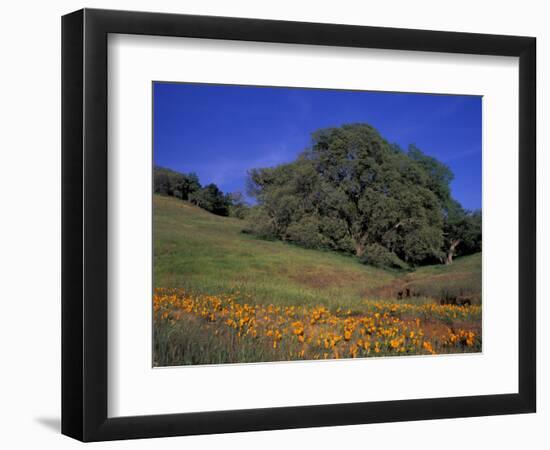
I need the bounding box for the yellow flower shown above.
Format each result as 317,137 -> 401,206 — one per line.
153,287 -> 480,362
422,341 -> 435,354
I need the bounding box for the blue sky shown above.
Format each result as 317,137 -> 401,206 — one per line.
153,82 -> 482,210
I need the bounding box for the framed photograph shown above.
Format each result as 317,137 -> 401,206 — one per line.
62,8 -> 536,442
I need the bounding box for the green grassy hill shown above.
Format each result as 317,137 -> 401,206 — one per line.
154,194 -> 481,308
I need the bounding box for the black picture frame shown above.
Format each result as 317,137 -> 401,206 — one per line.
62,8 -> 536,442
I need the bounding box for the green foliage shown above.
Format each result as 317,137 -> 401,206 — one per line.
189,183 -> 232,216
154,166 -> 201,200
246,123 -> 464,267
154,166 -> 249,218
227,192 -> 249,219
359,243 -> 409,270
286,215 -> 325,249
443,202 -> 482,263
242,206 -> 278,239
407,144 -> 454,208
154,122 -> 481,269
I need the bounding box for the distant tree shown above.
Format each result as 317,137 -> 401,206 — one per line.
443,201 -> 482,264
227,192 -> 250,219
154,167 -> 176,195
190,183 -> 231,216
174,172 -> 201,200
153,166 -> 245,217
153,166 -> 201,200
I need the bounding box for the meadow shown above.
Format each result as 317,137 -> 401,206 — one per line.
153,195 -> 482,366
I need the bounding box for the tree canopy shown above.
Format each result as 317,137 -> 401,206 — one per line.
154,166 -> 201,201
154,166 -> 248,218
246,123 -> 481,268
189,183 -> 232,217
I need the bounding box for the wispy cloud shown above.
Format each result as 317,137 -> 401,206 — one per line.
183,143 -> 297,191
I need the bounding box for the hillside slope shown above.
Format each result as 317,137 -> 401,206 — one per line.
154,195 -> 481,307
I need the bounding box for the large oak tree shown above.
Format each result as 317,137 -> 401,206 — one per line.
246,123 -> 481,267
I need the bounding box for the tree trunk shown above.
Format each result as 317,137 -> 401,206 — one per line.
355,243 -> 366,257
445,239 -> 461,265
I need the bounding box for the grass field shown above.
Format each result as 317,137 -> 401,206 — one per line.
153,195 -> 482,366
